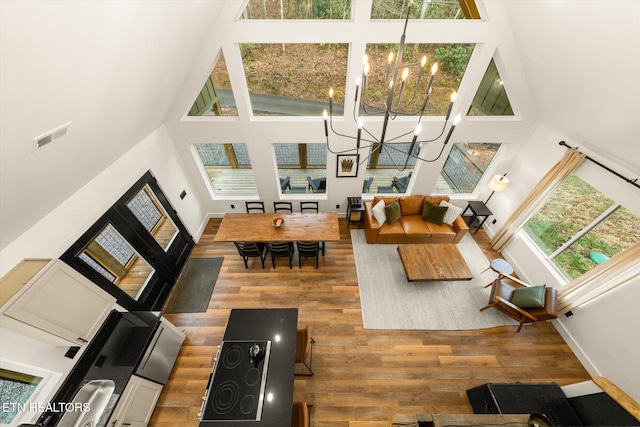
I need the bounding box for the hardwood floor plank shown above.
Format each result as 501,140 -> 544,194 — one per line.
149,219 -> 590,426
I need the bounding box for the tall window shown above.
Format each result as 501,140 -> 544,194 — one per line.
274,143 -> 327,194
434,143 -> 502,194
241,0 -> 352,20
371,0 -> 480,19
189,51 -> 238,117
240,43 -> 348,117
364,43 -> 474,117
523,175 -> 640,280
194,143 -> 258,195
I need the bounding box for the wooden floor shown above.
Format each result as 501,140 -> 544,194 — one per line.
150,218 -> 590,427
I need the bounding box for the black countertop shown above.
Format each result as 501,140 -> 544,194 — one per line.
39,311 -> 159,426
199,308 -> 298,427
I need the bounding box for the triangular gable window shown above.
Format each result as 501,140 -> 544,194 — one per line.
188,52 -> 237,116
468,58 -> 514,116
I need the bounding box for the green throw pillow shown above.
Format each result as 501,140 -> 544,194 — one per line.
420,202 -> 448,225
511,285 -> 546,308
384,201 -> 402,225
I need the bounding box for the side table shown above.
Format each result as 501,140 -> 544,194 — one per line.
462,200 -> 493,234
346,197 -> 365,229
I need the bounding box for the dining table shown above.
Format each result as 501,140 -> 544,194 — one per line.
213,212 -> 340,243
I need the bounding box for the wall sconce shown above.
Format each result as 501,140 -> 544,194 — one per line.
486,174 -> 509,203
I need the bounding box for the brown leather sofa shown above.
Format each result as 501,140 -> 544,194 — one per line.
362,195 -> 469,244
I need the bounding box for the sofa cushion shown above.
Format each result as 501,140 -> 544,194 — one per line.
384,201 -> 402,225
421,202 -> 448,225
371,199 -> 387,226
425,221 -> 457,237
511,285 -> 546,308
372,195 -> 398,207
377,221 -> 405,238
400,216 -> 431,236
424,195 -> 450,206
399,195 -> 424,215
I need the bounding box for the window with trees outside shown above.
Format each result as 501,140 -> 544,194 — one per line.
523,175 -> 640,281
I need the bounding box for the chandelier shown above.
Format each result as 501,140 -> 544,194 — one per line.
322,0 -> 460,172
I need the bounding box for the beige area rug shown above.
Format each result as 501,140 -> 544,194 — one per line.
351,230 -> 518,330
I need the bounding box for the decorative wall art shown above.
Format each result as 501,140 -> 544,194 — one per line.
336,154 -> 359,178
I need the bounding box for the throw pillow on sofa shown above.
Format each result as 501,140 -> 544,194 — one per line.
511,285 -> 546,308
421,202 -> 448,225
439,200 -> 463,226
372,199 -> 387,226
385,201 -> 402,225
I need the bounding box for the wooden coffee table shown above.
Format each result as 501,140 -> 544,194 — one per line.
397,243 -> 473,282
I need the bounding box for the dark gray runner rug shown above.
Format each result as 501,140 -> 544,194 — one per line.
351,230 -> 518,330
164,257 -> 224,313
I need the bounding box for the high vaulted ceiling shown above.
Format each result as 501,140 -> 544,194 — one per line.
1,0 -> 639,250
503,1 -> 640,175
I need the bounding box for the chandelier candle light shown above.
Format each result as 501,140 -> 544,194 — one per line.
323,0 -> 461,171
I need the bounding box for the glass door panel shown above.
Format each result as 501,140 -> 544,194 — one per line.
126,184 -> 178,252
79,223 -> 156,300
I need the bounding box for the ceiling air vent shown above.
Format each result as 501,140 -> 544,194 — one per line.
33,122 -> 70,150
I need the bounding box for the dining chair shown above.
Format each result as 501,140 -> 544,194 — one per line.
296,241 -> 320,269
245,201 -> 265,213
291,401 -> 310,427
299,201 -> 319,212
266,241 -> 294,269
273,201 -> 293,213
298,202 -> 325,255
233,242 -> 268,269
295,324 -> 314,376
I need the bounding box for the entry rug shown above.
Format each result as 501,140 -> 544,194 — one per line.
164,257 -> 223,313
351,230 -> 518,330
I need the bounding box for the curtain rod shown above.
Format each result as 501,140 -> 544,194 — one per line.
559,141 -> 640,190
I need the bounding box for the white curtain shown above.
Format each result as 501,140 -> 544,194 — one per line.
558,241 -> 640,315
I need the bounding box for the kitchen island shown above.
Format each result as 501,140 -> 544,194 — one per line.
199,308 -> 298,426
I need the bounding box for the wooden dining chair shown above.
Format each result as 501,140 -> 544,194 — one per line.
299,201 -> 319,212
298,201 -> 325,256
291,401 -> 310,427
295,324 -> 314,376
266,241 -> 294,269
296,241 -> 320,269
233,242 -> 268,269
245,201 -> 265,213
273,201 -> 293,213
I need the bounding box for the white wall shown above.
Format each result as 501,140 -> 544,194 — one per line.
484,124 -> 640,401
0,125 -> 207,276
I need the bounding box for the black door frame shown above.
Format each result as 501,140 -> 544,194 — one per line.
61,170 -> 195,311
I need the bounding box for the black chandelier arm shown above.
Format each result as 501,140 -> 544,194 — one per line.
382,137 -> 449,164
416,120 -> 449,143
384,128 -> 418,144
360,102 -> 387,116
356,141 -> 384,167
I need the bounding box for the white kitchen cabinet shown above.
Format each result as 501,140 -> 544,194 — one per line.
108,375 -> 163,427
1,259 -> 116,346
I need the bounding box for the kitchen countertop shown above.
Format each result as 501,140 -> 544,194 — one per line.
38,311 -> 159,426
199,308 -> 298,427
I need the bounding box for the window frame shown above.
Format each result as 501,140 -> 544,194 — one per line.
520,174 -> 639,282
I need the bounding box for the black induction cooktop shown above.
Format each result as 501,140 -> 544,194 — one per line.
201,340 -> 271,422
